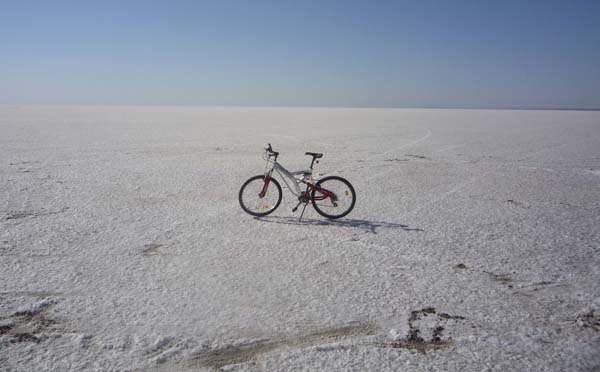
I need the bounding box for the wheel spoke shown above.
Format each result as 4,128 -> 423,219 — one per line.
239,176 -> 282,216
311,177 -> 355,219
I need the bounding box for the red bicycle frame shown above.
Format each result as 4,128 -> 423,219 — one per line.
304,182 -> 335,201
259,175 -> 334,201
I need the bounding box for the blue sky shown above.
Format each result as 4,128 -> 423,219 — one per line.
1,0 -> 599,108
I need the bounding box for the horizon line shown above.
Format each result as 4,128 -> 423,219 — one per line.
1,103 -> 599,112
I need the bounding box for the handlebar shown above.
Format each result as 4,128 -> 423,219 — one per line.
265,143 -> 279,157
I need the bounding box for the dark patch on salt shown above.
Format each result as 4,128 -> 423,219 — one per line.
373,307 -> 465,354
484,271 -> 513,284
405,154 -> 430,159
0,301 -> 60,344
142,244 -> 163,256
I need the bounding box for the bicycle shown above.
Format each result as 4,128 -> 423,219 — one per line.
239,144 -> 356,220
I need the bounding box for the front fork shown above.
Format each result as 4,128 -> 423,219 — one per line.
258,171 -> 272,198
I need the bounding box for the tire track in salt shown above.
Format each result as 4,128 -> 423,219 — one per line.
404,178 -> 476,217
371,129 -> 432,160
333,129 -> 432,176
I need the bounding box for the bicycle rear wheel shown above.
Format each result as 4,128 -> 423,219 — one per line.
239,175 -> 282,217
311,176 -> 356,219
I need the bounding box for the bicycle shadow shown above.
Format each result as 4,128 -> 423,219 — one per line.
254,216 -> 424,234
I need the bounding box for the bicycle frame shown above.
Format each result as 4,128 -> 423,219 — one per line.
260,155 -> 334,201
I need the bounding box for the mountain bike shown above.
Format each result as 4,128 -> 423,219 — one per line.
239,144 -> 356,219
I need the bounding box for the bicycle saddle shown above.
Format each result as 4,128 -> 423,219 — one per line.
305,152 -> 323,159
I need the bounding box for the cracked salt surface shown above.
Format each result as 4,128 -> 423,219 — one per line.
1,106 -> 599,371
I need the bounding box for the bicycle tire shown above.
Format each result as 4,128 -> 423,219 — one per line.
311,176 -> 356,219
239,175 -> 282,217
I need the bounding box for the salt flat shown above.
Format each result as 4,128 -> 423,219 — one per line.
1,106 -> 599,371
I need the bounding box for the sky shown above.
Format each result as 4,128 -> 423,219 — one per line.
1,0 -> 599,109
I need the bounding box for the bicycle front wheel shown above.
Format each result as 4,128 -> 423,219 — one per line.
311,176 -> 356,219
239,175 -> 282,217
